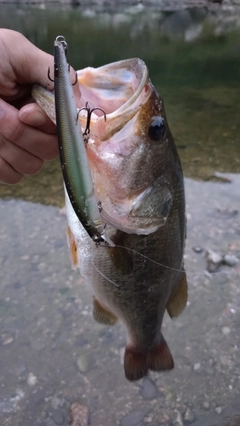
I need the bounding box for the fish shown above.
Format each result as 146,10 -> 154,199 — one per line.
32,45 -> 187,381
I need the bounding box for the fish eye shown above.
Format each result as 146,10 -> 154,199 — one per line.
148,116 -> 166,142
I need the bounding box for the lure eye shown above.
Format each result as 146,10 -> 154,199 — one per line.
148,116 -> 166,142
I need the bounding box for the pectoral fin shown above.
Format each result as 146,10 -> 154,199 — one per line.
166,271 -> 188,318
107,231 -> 133,274
107,246 -> 133,274
93,297 -> 118,326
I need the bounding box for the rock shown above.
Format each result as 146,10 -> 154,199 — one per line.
120,409 -> 147,426
27,372 -> 37,386
205,249 -> 223,272
193,362 -> 201,371
77,354 -> 94,373
31,339 -> 46,351
223,255 -> 238,267
202,401 -> 210,410
52,409 -> 65,425
69,402 -> 89,426
192,246 -> 204,253
51,396 -> 65,410
221,326 -> 230,335
140,377 -> 158,400
216,208 -> 238,218
173,410 -> 184,426
183,408 -> 195,423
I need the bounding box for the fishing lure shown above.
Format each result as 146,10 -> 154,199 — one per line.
52,36 -> 113,246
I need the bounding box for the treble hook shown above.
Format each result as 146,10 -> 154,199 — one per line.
77,102 -> 107,140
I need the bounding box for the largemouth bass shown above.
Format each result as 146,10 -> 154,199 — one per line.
32,48 -> 187,381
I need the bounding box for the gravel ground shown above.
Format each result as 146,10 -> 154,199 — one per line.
0,174 -> 239,426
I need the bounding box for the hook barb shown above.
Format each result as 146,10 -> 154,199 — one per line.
76,102 -> 107,139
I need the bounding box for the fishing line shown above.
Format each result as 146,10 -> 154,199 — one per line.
113,244 -> 185,274
91,242 -> 185,288
91,260 -> 120,287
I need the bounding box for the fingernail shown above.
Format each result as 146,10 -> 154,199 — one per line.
19,108 -> 47,126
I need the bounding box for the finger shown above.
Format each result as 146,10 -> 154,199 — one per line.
0,99 -> 58,161
6,30 -> 55,91
0,137 -> 44,176
8,30 -> 78,91
0,157 -> 23,185
19,103 -> 57,134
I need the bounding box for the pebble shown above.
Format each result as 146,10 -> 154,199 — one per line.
52,409 -> 65,425
69,402 -> 89,426
221,326 -> 230,335
223,254 -> 238,267
173,410 -> 184,426
31,339 -> 46,351
140,377 -> 158,400
205,249 -> 223,273
27,372 -> 37,386
51,396 -> 65,410
215,406 -> 222,414
77,353 -> 94,373
202,401 -> 210,410
3,337 -> 14,345
192,246 -> 204,253
216,208 -> 238,217
183,408 -> 195,423
193,362 -> 201,371
120,409 -> 147,426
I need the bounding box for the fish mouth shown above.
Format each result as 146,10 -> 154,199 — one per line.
77,58 -> 149,116
76,58 -> 151,143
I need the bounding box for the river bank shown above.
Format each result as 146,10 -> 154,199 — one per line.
0,0 -> 240,7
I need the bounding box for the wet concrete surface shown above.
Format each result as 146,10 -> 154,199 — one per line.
0,174 -> 239,425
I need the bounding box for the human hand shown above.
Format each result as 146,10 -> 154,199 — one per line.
0,29 -> 58,184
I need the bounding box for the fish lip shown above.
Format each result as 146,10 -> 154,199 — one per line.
104,59 -> 148,118
77,58 -> 149,120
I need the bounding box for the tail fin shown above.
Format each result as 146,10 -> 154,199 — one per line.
124,336 -> 174,381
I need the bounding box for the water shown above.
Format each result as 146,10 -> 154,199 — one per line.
0,4 -> 240,426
